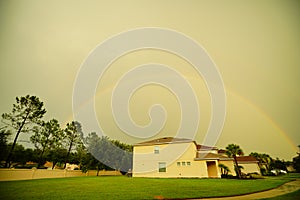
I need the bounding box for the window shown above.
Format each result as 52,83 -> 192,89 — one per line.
178,161 -> 190,166
159,162 -> 166,172
154,146 -> 160,154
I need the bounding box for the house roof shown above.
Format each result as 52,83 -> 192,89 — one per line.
134,137 -> 219,151
195,153 -> 233,161
236,156 -> 258,163
197,144 -> 218,151
134,137 -> 194,146
218,149 -> 227,154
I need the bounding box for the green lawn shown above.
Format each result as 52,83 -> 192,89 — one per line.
260,189 -> 300,200
0,175 -> 296,200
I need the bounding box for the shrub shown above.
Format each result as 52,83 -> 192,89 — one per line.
222,174 -> 236,179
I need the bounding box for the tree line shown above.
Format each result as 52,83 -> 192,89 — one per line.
0,95 -> 132,173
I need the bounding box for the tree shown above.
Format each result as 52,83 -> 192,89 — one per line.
84,132 -> 133,173
84,132 -> 110,172
293,156 -> 300,172
7,143 -> 36,166
249,152 -> 263,172
63,121 -> 83,169
225,144 -> 244,178
30,119 -> 63,168
77,150 -> 106,174
23,148 -> 38,164
46,148 -> 68,169
218,163 -> 230,177
293,145 -> 300,172
270,158 -> 287,171
110,139 -> 133,172
0,127 -> 11,163
261,153 -> 272,172
68,143 -> 106,174
249,152 -> 272,175
2,95 -> 46,168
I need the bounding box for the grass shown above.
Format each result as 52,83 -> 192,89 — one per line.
257,173 -> 300,200
260,189 -> 300,200
0,175 -> 297,200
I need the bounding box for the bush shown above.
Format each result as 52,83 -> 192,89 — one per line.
221,174 -> 236,179
247,173 -> 264,179
265,171 -> 276,176
260,168 -> 267,175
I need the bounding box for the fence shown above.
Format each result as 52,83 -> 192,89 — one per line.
0,168 -> 122,181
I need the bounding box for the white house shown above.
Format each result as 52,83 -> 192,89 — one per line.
132,137 -> 260,178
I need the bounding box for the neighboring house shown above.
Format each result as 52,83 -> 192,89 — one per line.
218,150 -> 261,175
65,163 -> 80,170
132,137 -> 259,178
236,156 -> 261,175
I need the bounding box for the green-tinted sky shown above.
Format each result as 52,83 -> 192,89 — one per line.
0,0 -> 299,160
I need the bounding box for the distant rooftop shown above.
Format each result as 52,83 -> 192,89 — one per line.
236,156 -> 258,163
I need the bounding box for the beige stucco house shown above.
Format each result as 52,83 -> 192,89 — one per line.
132,137 -> 259,178
236,156 -> 261,175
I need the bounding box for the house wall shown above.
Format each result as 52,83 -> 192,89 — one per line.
198,150 -> 218,154
133,142 -> 211,178
218,160 -> 236,176
239,163 -> 261,175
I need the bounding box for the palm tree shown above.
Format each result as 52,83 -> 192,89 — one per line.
250,152 -> 264,173
225,144 -> 244,178
261,153 -> 272,172
249,152 -> 273,175
218,163 -> 230,177
250,152 -> 262,165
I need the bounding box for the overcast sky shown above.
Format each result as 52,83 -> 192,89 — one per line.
0,0 -> 299,160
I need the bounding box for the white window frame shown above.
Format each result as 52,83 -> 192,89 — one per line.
154,146 -> 160,154
159,162 -> 166,172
